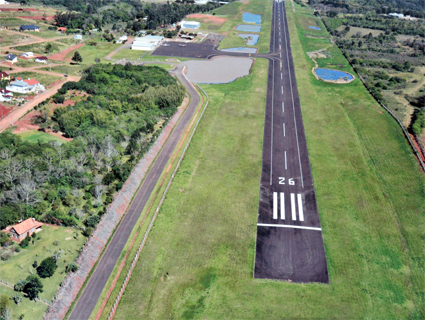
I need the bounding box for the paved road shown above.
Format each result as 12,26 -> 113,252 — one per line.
69,64 -> 201,320
254,0 -> 328,283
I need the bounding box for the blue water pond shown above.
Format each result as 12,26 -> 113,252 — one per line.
309,26 -> 321,30
238,33 -> 260,45
243,12 -> 262,24
236,25 -> 262,32
315,68 -> 354,81
220,47 -> 257,54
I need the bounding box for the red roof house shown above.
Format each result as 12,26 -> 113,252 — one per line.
58,27 -> 67,32
23,78 -> 39,85
0,72 -> 11,81
6,218 -> 43,242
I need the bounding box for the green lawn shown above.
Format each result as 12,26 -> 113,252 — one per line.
13,41 -> 69,55
0,284 -> 48,320
110,49 -> 148,61
39,65 -> 83,76
18,130 -> 66,144
0,226 -> 86,303
65,42 -> 121,64
14,71 -> 62,87
109,2 -> 424,320
144,63 -> 175,70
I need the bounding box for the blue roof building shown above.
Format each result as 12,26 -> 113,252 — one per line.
20,25 -> 40,31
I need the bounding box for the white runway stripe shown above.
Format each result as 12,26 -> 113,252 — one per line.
280,192 -> 285,220
282,102 -> 284,112
284,151 -> 287,169
297,193 -> 304,221
273,192 -> 278,219
283,123 -> 285,137
291,193 -> 296,220
281,86 -> 283,94
257,223 -> 321,231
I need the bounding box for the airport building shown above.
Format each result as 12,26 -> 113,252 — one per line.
131,35 -> 164,51
181,21 -> 201,29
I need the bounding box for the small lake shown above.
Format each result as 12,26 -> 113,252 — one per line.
220,47 -> 257,54
238,34 -> 260,45
315,68 -> 354,81
243,12 -> 262,24
236,25 -> 262,32
309,26 -> 321,30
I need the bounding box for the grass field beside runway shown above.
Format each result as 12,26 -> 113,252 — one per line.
109,2 -> 424,320
194,0 -> 272,54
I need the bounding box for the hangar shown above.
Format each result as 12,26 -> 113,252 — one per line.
131,35 -> 164,51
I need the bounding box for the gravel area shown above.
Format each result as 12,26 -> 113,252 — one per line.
184,56 -> 253,84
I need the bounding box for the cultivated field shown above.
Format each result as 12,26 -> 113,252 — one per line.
107,2 -> 424,320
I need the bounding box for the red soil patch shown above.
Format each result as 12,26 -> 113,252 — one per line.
18,15 -> 55,21
49,43 -> 85,61
62,100 -> 75,107
186,14 -> 227,25
410,133 -> 425,162
0,8 -> 39,11
48,79 -> 63,88
0,104 -> 13,119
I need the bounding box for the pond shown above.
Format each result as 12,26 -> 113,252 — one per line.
236,25 -> 262,32
315,68 -> 354,81
243,12 -> 262,24
238,33 -> 260,45
184,57 -> 253,84
309,26 -> 321,30
220,47 -> 257,54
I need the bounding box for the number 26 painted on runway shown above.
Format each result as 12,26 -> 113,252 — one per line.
279,177 -> 295,185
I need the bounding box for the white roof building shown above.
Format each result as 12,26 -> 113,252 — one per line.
181,21 -> 201,30
131,35 -> 164,51
74,34 -> 83,40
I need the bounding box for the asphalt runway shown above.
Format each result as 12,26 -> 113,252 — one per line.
254,0 -> 328,283
68,65 -> 201,320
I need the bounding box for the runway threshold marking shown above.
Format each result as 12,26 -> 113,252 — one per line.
257,223 -> 322,231
291,193 -> 296,220
297,193 -> 304,221
280,192 -> 285,219
273,192 -> 278,219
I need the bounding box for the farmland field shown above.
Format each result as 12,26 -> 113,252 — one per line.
108,1 -> 424,319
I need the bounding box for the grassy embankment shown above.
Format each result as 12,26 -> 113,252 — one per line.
0,226 -> 85,311
14,71 -> 62,86
109,2 -> 424,320
65,42 -> 121,64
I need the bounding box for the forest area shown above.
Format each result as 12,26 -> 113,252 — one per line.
0,64 -> 185,236
51,1 -> 220,32
312,0 -> 425,152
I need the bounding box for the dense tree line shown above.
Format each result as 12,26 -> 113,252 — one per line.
0,64 -> 185,232
53,1 -> 220,32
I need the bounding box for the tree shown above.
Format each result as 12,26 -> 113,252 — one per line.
37,256 -> 57,278
12,294 -> 22,305
94,57 -> 100,64
72,51 -> 83,64
45,43 -> 53,53
23,275 -> 43,300
0,294 -> 10,316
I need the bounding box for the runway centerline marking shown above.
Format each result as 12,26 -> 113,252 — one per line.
282,4 -> 304,188
281,86 -> 283,95
283,123 -> 286,137
270,59 -> 275,186
257,224 -> 322,231
284,151 -> 287,169
282,101 -> 284,113
281,73 -> 283,80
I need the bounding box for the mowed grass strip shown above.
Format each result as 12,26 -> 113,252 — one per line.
111,4 -> 424,320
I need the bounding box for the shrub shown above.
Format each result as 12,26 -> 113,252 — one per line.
65,262 -> 79,273
14,279 -> 27,292
82,227 -> 93,237
1,251 -> 12,261
37,256 -> 57,278
19,237 -> 30,248
84,215 -> 100,228
32,260 -> 38,268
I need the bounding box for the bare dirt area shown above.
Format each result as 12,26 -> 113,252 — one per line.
186,14 -> 227,25
49,43 -> 85,61
0,104 -> 13,119
18,15 -> 55,21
